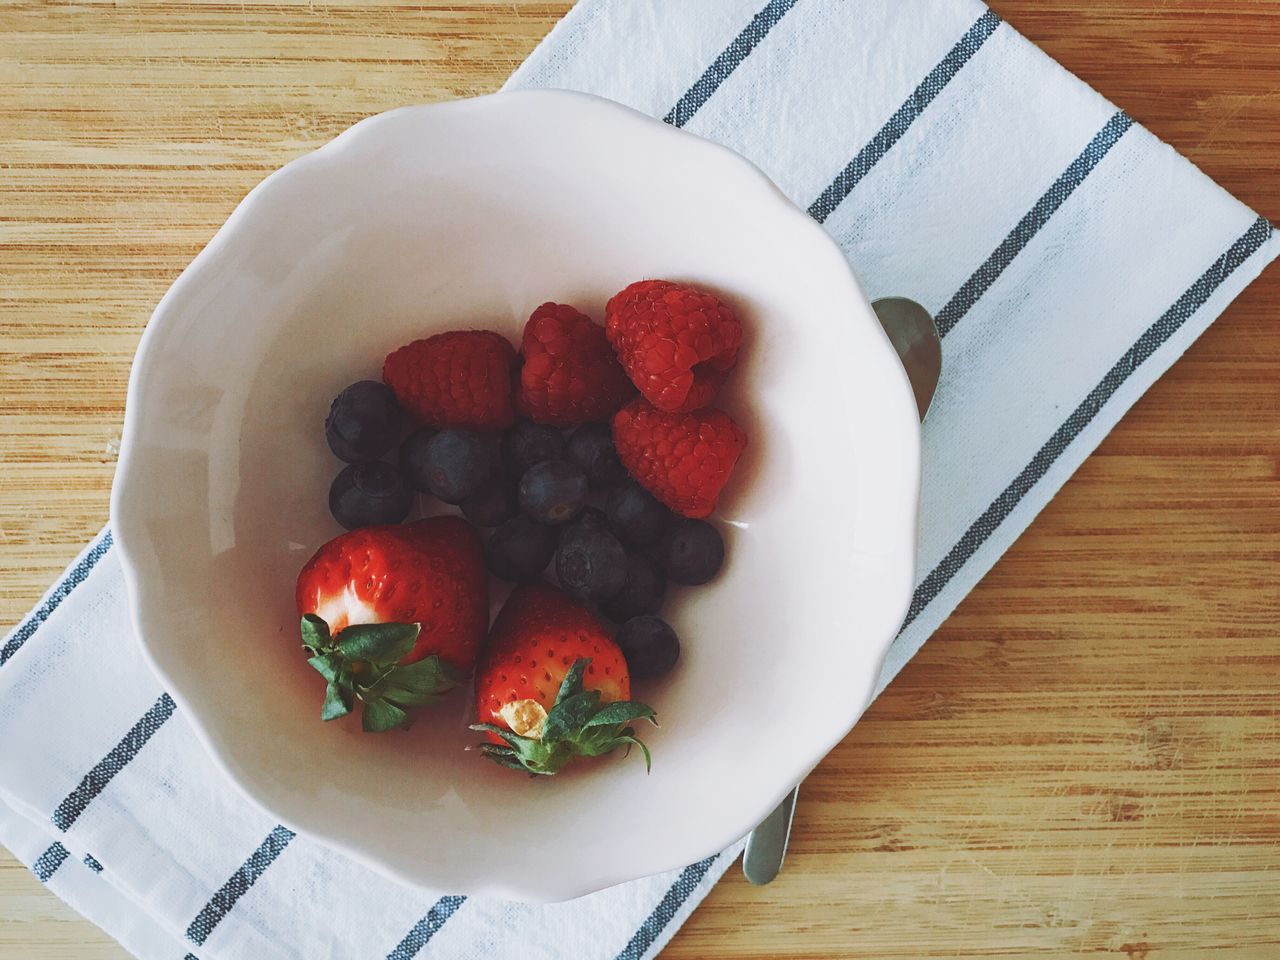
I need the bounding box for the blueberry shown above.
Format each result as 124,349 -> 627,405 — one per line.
662,519 -> 725,585
325,381 -> 403,463
616,616 -> 680,680
329,461 -> 413,530
399,428 -> 435,487
605,482 -> 673,547
556,525 -> 627,603
570,506 -> 610,534
461,478 -> 518,527
402,428 -> 495,504
487,516 -> 557,582
502,420 -> 565,476
602,552 -> 667,621
566,423 -> 626,487
519,460 -> 588,525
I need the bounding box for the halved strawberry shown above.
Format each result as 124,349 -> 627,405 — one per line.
296,516 -> 487,732
472,584 -> 655,775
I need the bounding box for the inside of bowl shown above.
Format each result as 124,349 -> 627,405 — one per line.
115,92 -> 919,899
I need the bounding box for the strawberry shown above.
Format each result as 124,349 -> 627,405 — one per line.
296,516 -> 488,732
471,584 -> 655,775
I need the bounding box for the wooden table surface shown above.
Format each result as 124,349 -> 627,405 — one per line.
2,1 -> 1277,957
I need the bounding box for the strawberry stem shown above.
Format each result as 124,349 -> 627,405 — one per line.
470,657 -> 656,776
300,615 -> 462,731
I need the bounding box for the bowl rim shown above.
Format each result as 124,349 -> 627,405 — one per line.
110,88 -> 921,901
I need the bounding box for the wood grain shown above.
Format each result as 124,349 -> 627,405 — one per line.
1,1 -> 1277,958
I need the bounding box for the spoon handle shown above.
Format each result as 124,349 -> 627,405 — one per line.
742,785 -> 798,885
742,298 -> 940,886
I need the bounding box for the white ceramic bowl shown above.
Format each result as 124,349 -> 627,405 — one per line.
111,90 -> 920,902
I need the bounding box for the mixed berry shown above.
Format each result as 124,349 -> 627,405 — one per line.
294,282 -> 747,775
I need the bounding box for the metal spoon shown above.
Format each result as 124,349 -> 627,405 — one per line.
741,297 -> 941,886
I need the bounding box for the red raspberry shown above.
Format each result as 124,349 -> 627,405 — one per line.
517,303 -> 635,426
611,398 -> 747,518
606,280 -> 743,413
383,330 -> 516,430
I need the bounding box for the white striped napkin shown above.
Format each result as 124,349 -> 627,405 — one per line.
2,1 -> 1276,957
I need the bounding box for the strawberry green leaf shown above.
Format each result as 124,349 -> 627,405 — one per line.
300,614 -> 332,654
470,722 -> 530,750
362,698 -> 410,733
618,735 -> 652,772
552,658 -> 589,707
543,689 -> 602,742
522,741 -> 574,775
336,622 -> 420,665
478,745 -> 534,773
582,700 -> 657,729
301,619 -> 456,734
321,681 -> 352,721
577,726 -> 629,756
307,653 -> 343,684
473,688 -> 657,777
391,655 -> 460,685
375,656 -> 462,707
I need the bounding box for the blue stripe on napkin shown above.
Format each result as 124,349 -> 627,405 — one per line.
665,0 -> 799,127
386,895 -> 467,960
613,855 -> 719,960
901,214 -> 1274,632
0,530 -> 112,669
32,841 -> 69,883
52,692 -> 176,832
185,825 -> 296,946
807,9 -> 1002,222
935,110 -> 1135,336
